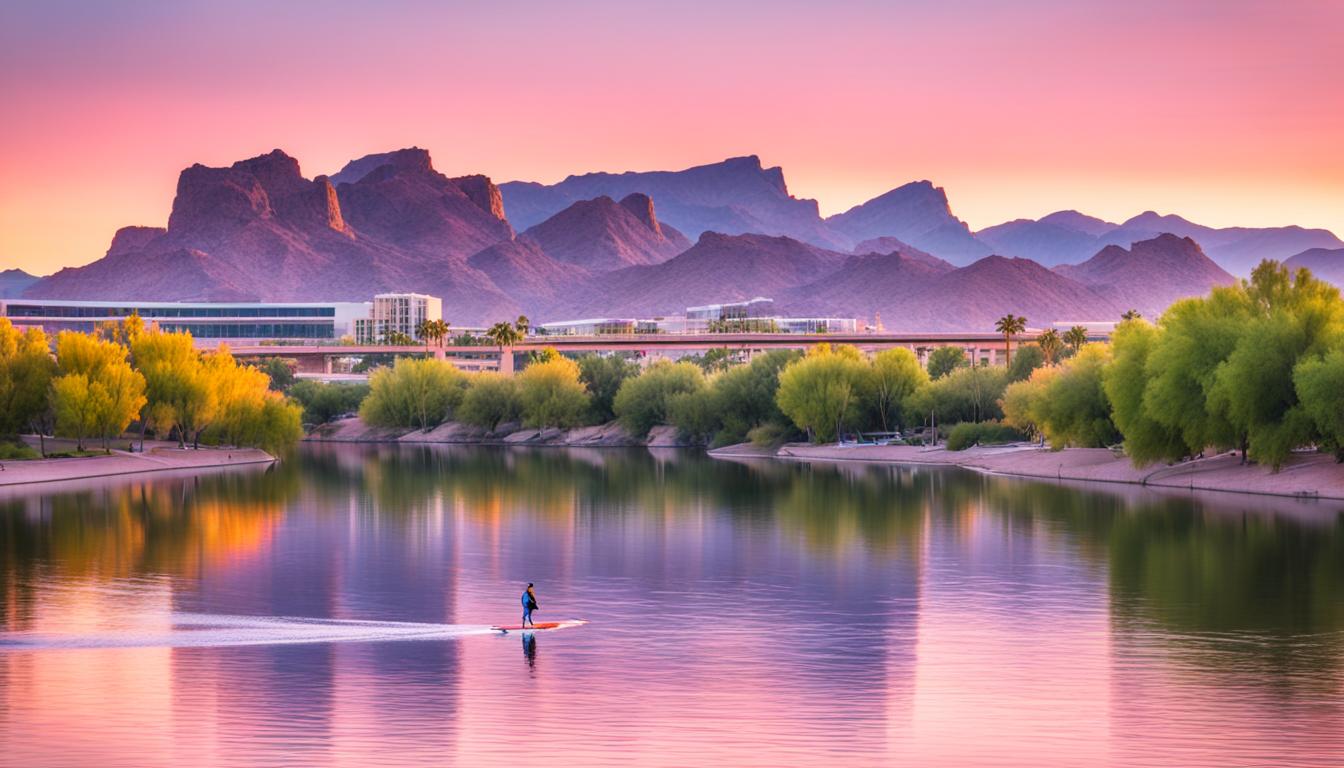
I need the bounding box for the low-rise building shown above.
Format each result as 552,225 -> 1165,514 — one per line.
0,299 -> 370,341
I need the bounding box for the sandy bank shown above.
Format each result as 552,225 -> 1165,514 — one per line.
0,444 -> 275,488
710,442 -> 1344,501
306,417 -> 688,448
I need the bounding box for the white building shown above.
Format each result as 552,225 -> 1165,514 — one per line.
0,299 -> 370,341
354,293 -> 443,343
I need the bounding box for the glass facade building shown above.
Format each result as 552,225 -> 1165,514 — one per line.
0,300 -> 370,340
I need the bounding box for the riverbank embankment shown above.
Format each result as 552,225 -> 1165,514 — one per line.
710,442 -> 1344,501
0,443 -> 275,487
305,417 -> 689,448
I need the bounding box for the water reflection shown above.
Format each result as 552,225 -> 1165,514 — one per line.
1,445 -> 1342,766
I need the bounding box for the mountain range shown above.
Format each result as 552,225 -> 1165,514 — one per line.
20,150 -> 1342,331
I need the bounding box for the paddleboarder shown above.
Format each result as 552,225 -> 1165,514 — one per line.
521,583 -> 539,627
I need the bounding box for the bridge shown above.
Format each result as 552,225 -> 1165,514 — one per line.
219,330 -> 1075,375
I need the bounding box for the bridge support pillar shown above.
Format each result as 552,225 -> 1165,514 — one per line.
499,349 -> 514,376
323,356 -> 333,375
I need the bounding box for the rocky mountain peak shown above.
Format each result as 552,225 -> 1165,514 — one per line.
618,193 -> 661,235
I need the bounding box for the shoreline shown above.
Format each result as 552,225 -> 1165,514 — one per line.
709,442 -> 1344,503
0,444 -> 275,488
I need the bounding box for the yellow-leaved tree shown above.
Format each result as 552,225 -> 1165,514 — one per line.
52,331 -> 146,452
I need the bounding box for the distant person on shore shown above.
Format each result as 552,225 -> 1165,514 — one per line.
521,583 -> 539,627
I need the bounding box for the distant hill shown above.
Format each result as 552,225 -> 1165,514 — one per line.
1284,247 -> 1344,286
825,181 -> 991,265
501,155 -> 846,249
1055,234 -> 1234,319
0,269 -> 40,299
519,193 -> 689,271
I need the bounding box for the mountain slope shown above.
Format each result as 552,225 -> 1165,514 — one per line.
1285,247 -> 1344,286
26,148 -> 524,322
576,233 -> 848,317
825,181 -> 990,265
1055,234 -> 1234,319
976,216 -> 1106,267
501,155 -> 846,249
0,269 -> 41,299
1099,212 -> 1344,275
519,194 -> 689,271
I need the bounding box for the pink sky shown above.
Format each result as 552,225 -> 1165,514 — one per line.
2,0 -> 1341,275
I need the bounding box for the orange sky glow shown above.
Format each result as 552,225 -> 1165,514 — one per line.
1,0 -> 1341,275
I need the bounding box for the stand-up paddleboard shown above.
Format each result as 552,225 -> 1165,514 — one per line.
490,619 -> 587,633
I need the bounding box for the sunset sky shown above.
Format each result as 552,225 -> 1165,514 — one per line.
2,0 -> 1341,275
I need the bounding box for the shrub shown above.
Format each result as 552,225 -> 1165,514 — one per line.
577,354 -> 640,422
945,420 -> 1026,451
926,346 -> 969,379
517,357 -> 589,429
614,361 -> 706,438
289,381 -> 370,425
360,357 -> 467,430
0,441 -> 39,460
458,373 -> 521,430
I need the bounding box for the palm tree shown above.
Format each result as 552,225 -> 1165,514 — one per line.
433,319 -> 451,348
1038,328 -> 1064,365
416,319 -> 434,351
515,315 -> 530,337
1064,325 -> 1088,353
994,314 -> 1027,367
486,321 -> 522,352
1121,309 -> 1142,321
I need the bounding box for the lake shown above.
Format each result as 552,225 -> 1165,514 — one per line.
2,445 -> 1343,766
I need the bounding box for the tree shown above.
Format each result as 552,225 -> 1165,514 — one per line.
1037,329 -> 1064,366
775,344 -> 870,443
706,349 -> 800,445
289,381 -> 370,425
360,357 -> 467,429
1103,318 -> 1188,465
1006,343 -> 1045,382
457,373 -> 521,430
1064,325 -> 1089,353
1034,344 -> 1118,449
869,348 -> 927,432
613,360 -> 706,438
926,346 -> 969,379
577,354 -> 640,422
516,356 -> 589,428
994,314 -> 1027,367
692,347 -> 735,373
1206,263 -> 1344,468
1001,366 -> 1057,442
0,320 -> 56,453
253,357 -> 296,391
1121,309 -> 1142,321
907,363 -> 1009,429
52,332 -> 145,453
515,315 -> 530,337
1294,350 -> 1344,461
132,328 -> 213,449
416,319 -> 435,350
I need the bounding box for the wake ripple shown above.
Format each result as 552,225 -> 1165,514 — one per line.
0,613 -> 506,651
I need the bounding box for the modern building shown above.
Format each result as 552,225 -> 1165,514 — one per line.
685,297 -> 775,323
353,293 -> 443,343
537,318 -> 667,336
0,299 -> 370,340
538,297 -> 856,337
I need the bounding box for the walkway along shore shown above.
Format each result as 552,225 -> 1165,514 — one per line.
709,442 -> 1344,503
0,444 -> 275,488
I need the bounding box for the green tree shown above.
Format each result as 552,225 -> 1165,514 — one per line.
360,357 -> 467,429
577,354 -> 640,422
1294,350 -> 1344,461
1006,343 -> 1045,382
775,344 -> 870,443
1034,344 -> 1118,449
516,356 -> 589,428
1103,318 -> 1188,464
994,314 -> 1028,367
705,349 -> 800,445
288,381 -> 370,425
1001,366 -> 1057,442
613,360 -> 706,438
926,346 -> 968,379
906,364 -> 1009,429
869,348 -> 927,432
457,373 -> 521,430
1121,309 -> 1142,321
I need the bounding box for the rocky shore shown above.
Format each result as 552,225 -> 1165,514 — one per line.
710,441 -> 1344,502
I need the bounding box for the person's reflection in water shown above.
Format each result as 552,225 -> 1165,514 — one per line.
522,632 -> 537,671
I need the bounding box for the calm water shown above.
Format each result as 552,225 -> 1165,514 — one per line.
2,446 -> 1343,767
